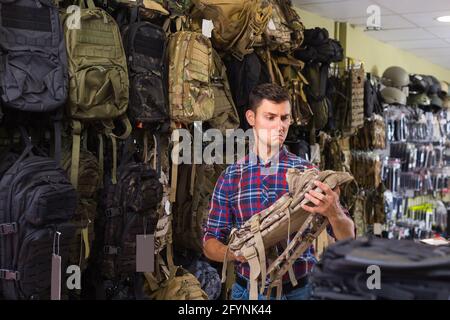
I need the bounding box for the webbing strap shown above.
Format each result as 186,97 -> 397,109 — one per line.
97,133 -> 104,189
242,246 -> 261,301
250,218 -> 266,295
170,129 -> 180,203
54,117 -> 62,166
70,120 -> 82,188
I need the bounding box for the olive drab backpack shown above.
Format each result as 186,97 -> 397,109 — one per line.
208,49 -> 240,134
61,147 -> 100,276
61,0 -> 131,189
191,0 -> 272,60
168,31 -> 215,123
0,129 -> 78,300
119,1 -> 170,131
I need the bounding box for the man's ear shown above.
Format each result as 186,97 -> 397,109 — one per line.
245,109 -> 256,127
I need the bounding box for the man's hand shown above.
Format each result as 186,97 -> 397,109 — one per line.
301,180 -> 355,240
301,180 -> 345,221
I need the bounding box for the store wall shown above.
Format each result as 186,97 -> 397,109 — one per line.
296,8 -> 450,82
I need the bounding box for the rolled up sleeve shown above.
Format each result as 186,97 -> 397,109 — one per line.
203,170 -> 233,244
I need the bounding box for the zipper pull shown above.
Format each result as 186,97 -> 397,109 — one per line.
35,0 -> 42,8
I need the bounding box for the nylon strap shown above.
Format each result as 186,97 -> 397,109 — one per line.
97,133 -> 104,189
70,120 -> 82,188
250,217 -> 266,296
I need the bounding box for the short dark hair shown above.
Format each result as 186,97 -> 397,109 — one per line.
248,83 -> 290,112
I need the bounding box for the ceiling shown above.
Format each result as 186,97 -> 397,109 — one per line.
294,0 -> 450,69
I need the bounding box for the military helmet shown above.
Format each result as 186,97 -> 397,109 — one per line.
428,75 -> 441,94
430,93 -> 443,109
409,74 -> 429,94
407,92 -> 431,107
381,87 -> 406,105
382,66 -> 409,88
439,80 -> 448,98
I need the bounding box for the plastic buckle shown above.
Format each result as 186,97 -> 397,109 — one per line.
105,207 -> 122,218
103,246 -> 120,255
0,269 -> 20,281
0,222 -> 17,235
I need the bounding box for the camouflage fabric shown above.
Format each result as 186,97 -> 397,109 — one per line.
168,31 -> 215,123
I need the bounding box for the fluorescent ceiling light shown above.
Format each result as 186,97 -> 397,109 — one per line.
436,16 -> 450,23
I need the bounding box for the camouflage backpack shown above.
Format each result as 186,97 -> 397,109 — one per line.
168,31 -> 215,123
61,0 -> 131,189
94,144 -> 163,299
192,0 -> 272,60
119,2 -> 170,131
208,49 -> 240,134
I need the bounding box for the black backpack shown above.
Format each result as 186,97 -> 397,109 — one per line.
0,132 -> 77,300
0,0 -> 68,112
311,237 -> 450,300
118,4 -> 169,132
224,52 -> 271,130
94,144 -> 163,299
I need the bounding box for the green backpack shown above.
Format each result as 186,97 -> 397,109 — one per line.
61,0 -> 131,188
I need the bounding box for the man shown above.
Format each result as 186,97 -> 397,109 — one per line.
203,83 -> 355,300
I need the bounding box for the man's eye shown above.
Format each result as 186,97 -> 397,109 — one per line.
267,116 -> 275,120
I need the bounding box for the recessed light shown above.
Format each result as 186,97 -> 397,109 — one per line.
437,16 -> 450,23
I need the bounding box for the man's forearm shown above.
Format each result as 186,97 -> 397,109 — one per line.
328,212 -> 355,240
203,238 -> 233,263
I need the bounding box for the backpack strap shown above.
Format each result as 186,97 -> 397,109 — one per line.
102,116 -> 132,184
78,0 -> 96,9
52,109 -> 63,166
70,120 -> 82,188
97,133 -> 104,189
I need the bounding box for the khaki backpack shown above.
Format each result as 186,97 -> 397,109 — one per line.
61,0 -> 131,188
192,0 -> 272,60
168,31 -> 215,123
208,49 -> 240,134
223,168 -> 355,300
144,267 -> 208,300
262,0 -> 304,52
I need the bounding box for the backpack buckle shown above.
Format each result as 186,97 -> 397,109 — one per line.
103,246 -> 121,255
0,269 -> 20,281
105,208 -> 123,218
0,222 -> 17,235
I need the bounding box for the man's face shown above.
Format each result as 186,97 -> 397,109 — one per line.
245,99 -> 292,149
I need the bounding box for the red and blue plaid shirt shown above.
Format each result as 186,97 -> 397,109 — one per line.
204,146 -> 336,284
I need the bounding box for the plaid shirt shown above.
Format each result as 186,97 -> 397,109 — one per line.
204,146 -> 335,284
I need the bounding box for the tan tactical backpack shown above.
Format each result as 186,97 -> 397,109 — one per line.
192,0 -> 272,60
222,168 -> 355,300
168,31 -> 215,123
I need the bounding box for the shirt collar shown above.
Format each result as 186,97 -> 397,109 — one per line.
247,145 -> 288,166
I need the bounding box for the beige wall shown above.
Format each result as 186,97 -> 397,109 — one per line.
295,8 -> 450,82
